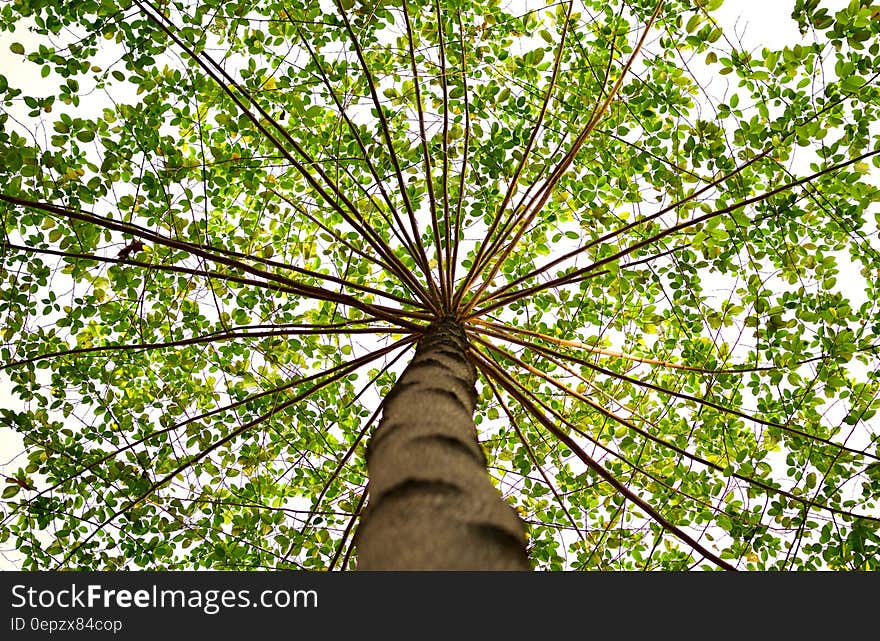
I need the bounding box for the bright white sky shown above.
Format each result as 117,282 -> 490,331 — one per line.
0,0 -> 863,569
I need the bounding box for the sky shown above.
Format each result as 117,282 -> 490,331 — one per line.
0,0 -> 866,569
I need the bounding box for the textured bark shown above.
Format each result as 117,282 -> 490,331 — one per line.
355,319 -> 530,570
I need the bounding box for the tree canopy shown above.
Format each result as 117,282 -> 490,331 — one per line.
1,0 -> 879,570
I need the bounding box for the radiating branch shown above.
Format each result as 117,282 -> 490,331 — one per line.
472,85 -> 880,311
472,321 -> 880,463
472,333 -> 880,526
294,25 -> 427,280
458,0 -> 665,317
483,375 -> 587,544
334,0 -> 441,307
452,0 -> 575,310
470,318 -> 774,374
52,334 -> 416,568
3,337 -> 416,533
0,193 -> 423,330
471,147 -> 880,316
401,0 -> 446,306
3,320 -> 405,371
133,0 -> 436,310
471,346 -> 737,571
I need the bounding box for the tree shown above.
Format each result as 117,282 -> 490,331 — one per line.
1,0 -> 879,571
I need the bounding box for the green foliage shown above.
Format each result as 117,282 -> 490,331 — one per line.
1,0 -> 879,570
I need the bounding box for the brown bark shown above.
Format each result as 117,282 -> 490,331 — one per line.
354,319 -> 530,570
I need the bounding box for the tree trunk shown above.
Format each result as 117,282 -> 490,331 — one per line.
354,318 -> 530,570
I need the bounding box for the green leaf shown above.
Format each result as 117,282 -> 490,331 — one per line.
2,485 -> 20,499
841,76 -> 864,93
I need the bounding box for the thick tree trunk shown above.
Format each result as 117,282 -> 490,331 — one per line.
355,319 -> 530,570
